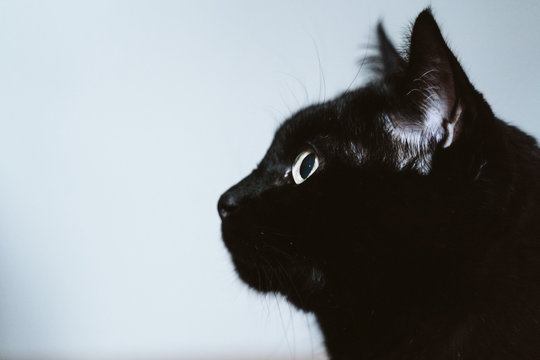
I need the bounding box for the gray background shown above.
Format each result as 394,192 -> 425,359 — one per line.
0,1 -> 538,359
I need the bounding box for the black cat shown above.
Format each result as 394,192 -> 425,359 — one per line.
218,9 -> 540,360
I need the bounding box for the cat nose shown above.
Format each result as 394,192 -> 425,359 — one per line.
218,192 -> 239,220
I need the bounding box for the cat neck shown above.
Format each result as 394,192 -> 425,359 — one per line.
312,256 -> 470,359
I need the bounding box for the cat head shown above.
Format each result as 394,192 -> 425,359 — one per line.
219,9 -> 494,310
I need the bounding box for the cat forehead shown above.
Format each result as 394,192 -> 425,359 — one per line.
279,103 -> 337,136
274,87 -> 384,143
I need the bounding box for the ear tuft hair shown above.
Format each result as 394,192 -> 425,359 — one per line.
375,22 -> 406,76
365,21 -> 405,80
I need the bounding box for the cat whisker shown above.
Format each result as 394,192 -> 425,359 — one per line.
279,88 -> 295,117
346,25 -> 373,92
278,71 -> 310,105
265,105 -> 287,125
310,36 -> 327,103
413,68 -> 438,82
273,289 -> 294,358
305,314 -> 315,360
284,77 -> 302,109
261,242 -> 296,263
267,231 -> 296,239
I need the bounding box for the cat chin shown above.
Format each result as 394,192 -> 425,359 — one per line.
230,255 -> 281,293
221,210 -> 328,308
229,253 -> 326,310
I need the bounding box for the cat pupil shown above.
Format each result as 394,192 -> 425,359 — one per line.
300,153 -> 316,179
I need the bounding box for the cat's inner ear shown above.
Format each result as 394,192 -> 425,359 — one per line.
401,9 -> 465,148
375,22 -> 405,76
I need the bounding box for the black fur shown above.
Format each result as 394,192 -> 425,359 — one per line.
218,9 -> 540,359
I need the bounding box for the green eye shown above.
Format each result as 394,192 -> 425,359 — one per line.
292,150 -> 319,184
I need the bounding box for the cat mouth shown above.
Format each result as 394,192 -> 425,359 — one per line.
222,220 -> 302,280
224,236 -> 295,294
221,221 -> 327,302
221,221 -> 296,266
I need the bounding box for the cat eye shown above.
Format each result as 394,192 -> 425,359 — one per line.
292,150 -> 319,184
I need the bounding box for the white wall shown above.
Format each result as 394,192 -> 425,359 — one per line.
0,1 -> 538,359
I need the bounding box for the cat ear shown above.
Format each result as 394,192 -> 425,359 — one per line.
375,22 -> 406,76
403,8 -> 467,148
